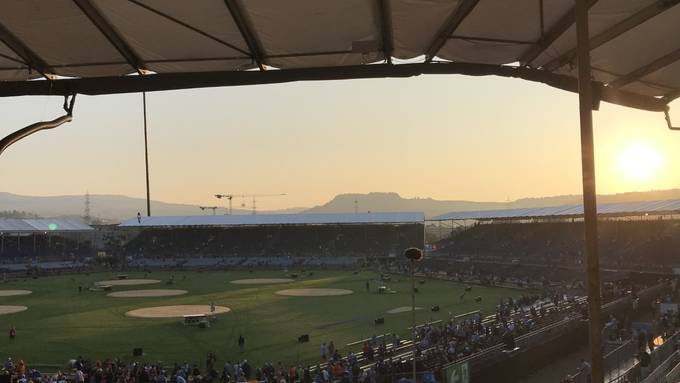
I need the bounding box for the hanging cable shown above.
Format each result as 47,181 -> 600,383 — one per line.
0,94 -> 76,157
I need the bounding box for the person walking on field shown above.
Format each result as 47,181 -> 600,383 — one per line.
9,326 -> 15,340
238,335 -> 245,352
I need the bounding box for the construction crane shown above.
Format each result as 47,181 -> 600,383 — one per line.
199,206 -> 219,215
215,193 -> 286,215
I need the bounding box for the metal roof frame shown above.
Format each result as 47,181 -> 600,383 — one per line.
543,0 -> 680,72
0,62 -> 668,111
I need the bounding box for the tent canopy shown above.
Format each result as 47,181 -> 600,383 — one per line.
0,0 -> 678,111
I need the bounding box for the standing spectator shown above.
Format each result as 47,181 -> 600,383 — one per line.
74,368 -> 85,383
637,349 -> 651,379
320,343 -> 328,360
328,341 -> 335,359
238,335 -> 245,353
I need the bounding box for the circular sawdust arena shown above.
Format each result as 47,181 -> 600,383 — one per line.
387,306 -> 423,314
0,290 -> 32,297
126,305 -> 230,318
275,288 -> 353,297
0,305 -> 28,315
95,279 -> 161,286
230,278 -> 294,285
107,289 -> 188,298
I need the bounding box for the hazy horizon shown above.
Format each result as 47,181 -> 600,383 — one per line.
2,74 -> 680,211
3,187 -> 680,209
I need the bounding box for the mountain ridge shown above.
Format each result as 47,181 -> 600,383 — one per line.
3,188 -> 680,222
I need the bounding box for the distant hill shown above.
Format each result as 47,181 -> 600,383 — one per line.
303,190 -> 680,218
0,192 -> 305,222
2,189 -> 680,222
303,192 -> 509,217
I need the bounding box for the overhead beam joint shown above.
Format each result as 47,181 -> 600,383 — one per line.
424,0 -> 480,63
224,0 -> 266,70
73,0 -> 146,74
519,0 -> 599,67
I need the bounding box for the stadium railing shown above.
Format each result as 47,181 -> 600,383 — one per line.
569,331 -> 680,383
642,350 -> 680,383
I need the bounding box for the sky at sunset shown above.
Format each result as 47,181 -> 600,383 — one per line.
1,74 -> 679,211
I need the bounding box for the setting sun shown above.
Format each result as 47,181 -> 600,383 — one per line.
616,143 -> 664,182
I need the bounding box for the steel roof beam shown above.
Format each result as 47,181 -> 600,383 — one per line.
519,0 -> 599,67
74,0 -> 146,74
608,47 -> 680,89
378,0 -> 393,64
424,0 -> 480,63
0,22 -> 53,78
543,0 -> 680,71
128,0 -> 251,57
224,0 -> 265,70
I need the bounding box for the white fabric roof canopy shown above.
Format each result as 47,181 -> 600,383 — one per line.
119,212 -> 425,228
432,199 -> 680,221
0,218 -> 94,233
0,0 -> 678,109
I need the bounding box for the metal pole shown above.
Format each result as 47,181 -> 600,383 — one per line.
575,1 -> 604,382
411,259 -> 417,383
142,92 -> 151,216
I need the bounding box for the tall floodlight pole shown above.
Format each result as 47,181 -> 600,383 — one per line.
575,1 -> 603,382
404,247 -> 423,383
142,92 -> 151,216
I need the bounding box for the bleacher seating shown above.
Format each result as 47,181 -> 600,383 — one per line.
435,219 -> 680,271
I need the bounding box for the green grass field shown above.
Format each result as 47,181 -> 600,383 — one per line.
0,270 -> 521,369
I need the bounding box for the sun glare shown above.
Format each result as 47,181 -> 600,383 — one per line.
616,143 -> 663,182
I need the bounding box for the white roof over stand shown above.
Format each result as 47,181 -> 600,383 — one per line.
0,1 -> 678,112
119,212 -> 425,228
0,218 -> 94,233
432,199 -> 680,221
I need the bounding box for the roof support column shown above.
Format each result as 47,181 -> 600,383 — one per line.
575,1 -> 603,383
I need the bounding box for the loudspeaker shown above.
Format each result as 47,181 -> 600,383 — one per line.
375,317 -> 385,325
133,348 -> 143,357
298,334 -> 310,343
403,247 -> 424,261
431,305 -> 440,312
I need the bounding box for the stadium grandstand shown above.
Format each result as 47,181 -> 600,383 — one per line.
0,218 -> 94,271
428,199 -> 680,281
111,212 -> 424,269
